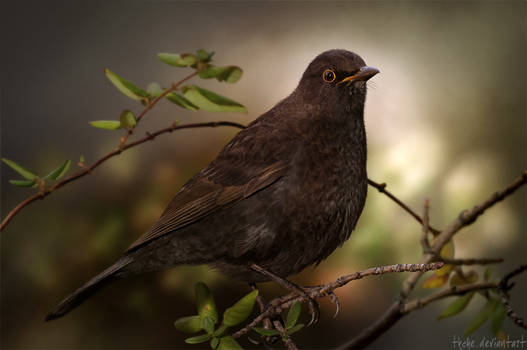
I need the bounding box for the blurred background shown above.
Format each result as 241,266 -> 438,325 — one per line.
1,1 -> 526,349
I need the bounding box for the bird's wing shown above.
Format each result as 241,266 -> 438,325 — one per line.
126,160 -> 287,252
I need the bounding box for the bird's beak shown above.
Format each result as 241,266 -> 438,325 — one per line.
339,66 -> 380,85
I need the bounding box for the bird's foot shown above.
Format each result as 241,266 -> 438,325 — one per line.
302,285 -> 341,318
250,264 -> 320,326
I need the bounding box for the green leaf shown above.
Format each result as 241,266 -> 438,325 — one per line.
43,160 -> 71,180
185,333 -> 211,344
104,68 -> 148,101
202,316 -> 215,334
286,323 -> 304,335
79,154 -> 85,163
484,267 -> 492,281
158,53 -> 197,67
213,324 -> 229,337
253,327 -> 280,336
2,158 -> 38,180
438,292 -> 475,320
196,49 -> 214,62
210,336 -> 220,349
166,92 -> 199,111
491,303 -> 507,335
195,282 -> 218,324
9,179 -> 36,187
89,120 -> 122,130
198,66 -> 243,84
119,110 -> 137,129
146,82 -> 164,98
286,301 -> 302,329
174,315 -> 202,334
183,86 -> 247,113
222,290 -> 258,327
217,336 -> 243,350
464,298 -> 499,336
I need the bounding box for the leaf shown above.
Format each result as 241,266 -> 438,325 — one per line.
217,336 -> 243,350
198,66 -> 243,84
422,272 -> 450,289
464,298 -> 499,336
9,179 -> 36,187
286,323 -> 304,335
119,110 -> 137,129
210,336 -> 220,349
491,303 -> 507,335
213,324 -> 229,337
158,53 -> 197,67
166,92 -> 199,111
43,160 -> 71,180
222,290 -> 258,327
185,333 -> 211,344
202,316 -> 215,334
438,292 -> 475,320
104,68 -> 149,101
195,282 -> 218,324
196,49 -> 214,62
253,327 -> 280,336
89,120 -> 122,130
450,270 -> 478,286
435,239 -> 455,277
484,267 -> 492,281
2,158 -> 38,180
174,315 -> 202,334
146,82 -> 164,98
183,85 -> 247,113
286,301 -> 302,329
79,154 -> 85,163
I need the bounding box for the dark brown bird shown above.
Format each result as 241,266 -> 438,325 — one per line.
46,49 -> 379,322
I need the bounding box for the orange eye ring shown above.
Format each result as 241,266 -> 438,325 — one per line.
322,69 -> 336,83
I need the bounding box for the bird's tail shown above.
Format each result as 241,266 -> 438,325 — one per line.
45,256 -> 133,321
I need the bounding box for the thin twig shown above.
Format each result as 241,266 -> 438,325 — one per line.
368,179 -> 440,234
0,121 -> 245,231
273,320 -> 299,350
420,198 -> 432,253
497,265 -> 527,330
402,282 -> 498,313
439,257 -> 504,265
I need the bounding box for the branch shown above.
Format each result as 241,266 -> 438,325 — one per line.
402,282 -> 498,313
497,265 -> 527,330
368,179 -> 440,234
273,320 -> 299,350
0,120 -> 245,231
232,262 -> 443,340
342,171 -> 527,349
439,257 -> 504,265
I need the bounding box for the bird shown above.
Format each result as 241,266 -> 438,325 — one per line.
46,49 -> 379,322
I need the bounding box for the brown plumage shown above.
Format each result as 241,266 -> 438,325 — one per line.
46,49 -> 379,321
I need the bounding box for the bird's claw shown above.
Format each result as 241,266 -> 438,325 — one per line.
328,290 -> 340,318
305,296 -> 320,326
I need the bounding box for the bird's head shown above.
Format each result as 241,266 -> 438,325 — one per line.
295,49 -> 379,116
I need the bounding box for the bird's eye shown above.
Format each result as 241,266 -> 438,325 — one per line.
322,69 -> 336,83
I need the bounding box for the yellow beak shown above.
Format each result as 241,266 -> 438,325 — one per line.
339,66 -> 380,85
